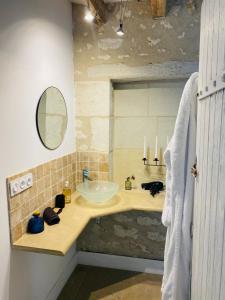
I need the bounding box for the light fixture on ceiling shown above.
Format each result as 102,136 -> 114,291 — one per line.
116,23 -> 124,36
116,0 -> 128,36
84,10 -> 95,22
84,0 -> 95,22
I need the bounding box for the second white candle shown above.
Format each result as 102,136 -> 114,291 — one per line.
155,136 -> 158,159
143,136 -> 147,159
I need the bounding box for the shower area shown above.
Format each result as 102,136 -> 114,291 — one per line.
111,79 -> 186,189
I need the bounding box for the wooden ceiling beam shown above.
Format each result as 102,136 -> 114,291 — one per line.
149,0 -> 167,18
89,0 -> 107,24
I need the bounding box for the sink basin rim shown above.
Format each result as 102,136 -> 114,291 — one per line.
76,180 -> 119,204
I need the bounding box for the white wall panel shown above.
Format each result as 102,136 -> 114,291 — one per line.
192,0 -> 225,299
0,1 -> 76,300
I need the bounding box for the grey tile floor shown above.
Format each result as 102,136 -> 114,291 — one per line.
58,265 -> 162,300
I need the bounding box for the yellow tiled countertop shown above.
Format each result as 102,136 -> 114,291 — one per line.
13,190 -> 165,256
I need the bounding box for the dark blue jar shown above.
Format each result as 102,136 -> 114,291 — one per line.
27,211 -> 44,234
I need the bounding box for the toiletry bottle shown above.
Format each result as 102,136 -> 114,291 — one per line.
63,181 -> 71,204
27,210 -> 44,234
125,177 -> 132,190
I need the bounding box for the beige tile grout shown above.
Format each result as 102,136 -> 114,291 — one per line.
7,151 -> 109,242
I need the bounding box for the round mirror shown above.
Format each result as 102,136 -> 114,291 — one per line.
36,87 -> 68,150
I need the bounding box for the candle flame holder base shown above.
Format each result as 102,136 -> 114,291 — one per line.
143,157 -> 166,167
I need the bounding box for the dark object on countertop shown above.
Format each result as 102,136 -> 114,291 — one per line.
55,194 -> 65,213
55,194 -> 65,214
43,207 -> 60,225
27,211 -> 44,234
141,181 -> 164,197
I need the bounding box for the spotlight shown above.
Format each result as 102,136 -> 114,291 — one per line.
116,0 -> 128,36
117,23 -> 124,36
84,10 -> 95,22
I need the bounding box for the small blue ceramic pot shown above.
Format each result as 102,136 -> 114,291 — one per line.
27,211 -> 44,234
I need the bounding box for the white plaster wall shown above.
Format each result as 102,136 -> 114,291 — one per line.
0,1 -> 75,299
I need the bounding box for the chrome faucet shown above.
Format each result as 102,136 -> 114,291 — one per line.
82,168 -> 93,182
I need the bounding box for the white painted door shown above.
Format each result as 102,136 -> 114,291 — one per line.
191,0 -> 225,299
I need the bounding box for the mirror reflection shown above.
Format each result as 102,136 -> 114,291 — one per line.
36,87 -> 68,150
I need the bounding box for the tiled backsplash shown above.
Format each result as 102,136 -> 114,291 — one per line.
7,152 -> 77,243
7,151 -> 109,244
76,151 -> 109,184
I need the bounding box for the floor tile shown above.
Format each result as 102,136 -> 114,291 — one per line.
58,265 -> 162,300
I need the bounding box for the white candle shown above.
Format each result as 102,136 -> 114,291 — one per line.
143,136 -> 147,158
155,136 -> 158,159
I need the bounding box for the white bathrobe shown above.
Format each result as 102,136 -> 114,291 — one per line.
161,72 -> 198,300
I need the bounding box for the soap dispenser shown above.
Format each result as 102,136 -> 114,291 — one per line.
63,180 -> 71,204
125,177 -> 132,190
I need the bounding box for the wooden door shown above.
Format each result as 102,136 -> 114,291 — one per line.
191,0 -> 225,299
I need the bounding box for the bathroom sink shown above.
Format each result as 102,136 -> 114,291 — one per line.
77,180 -> 119,204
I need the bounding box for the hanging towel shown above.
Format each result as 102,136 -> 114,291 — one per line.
161,72 -> 198,300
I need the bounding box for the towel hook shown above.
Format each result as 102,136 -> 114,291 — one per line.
191,163 -> 198,178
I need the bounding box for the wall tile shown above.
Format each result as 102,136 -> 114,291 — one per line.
7,152 -> 77,243
10,209 -> 22,228
100,162 -> 109,172
9,194 -> 22,211
89,162 -> 99,171
37,165 -> 44,180
11,223 -> 22,243
76,151 -> 109,184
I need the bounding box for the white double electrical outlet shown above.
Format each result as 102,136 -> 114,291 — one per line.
9,173 -> 33,197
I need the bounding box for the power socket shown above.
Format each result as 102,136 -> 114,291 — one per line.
9,173 -> 33,197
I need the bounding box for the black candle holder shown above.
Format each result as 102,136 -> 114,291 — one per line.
143,157 -> 166,167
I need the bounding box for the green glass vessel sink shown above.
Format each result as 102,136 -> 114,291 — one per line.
77,180 -> 119,204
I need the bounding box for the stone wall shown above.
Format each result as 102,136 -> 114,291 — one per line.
77,211 -> 166,260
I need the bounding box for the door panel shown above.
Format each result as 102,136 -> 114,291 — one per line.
192,92 -> 224,299
192,0 -> 225,298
